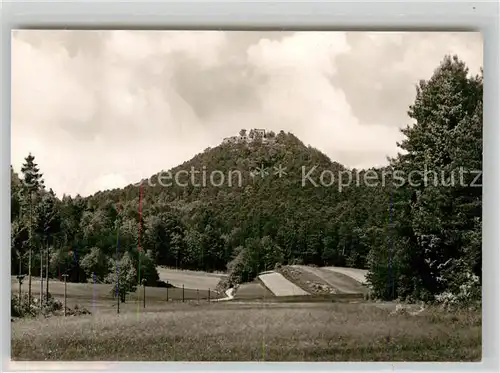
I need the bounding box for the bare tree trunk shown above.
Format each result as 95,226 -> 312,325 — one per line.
18,252 -> 22,302
63,274 -> 68,316
46,247 -> 49,298
40,248 -> 44,303
116,278 -> 120,314
28,192 -> 32,306
18,251 -> 22,277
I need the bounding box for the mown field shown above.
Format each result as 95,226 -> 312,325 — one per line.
156,267 -> 226,291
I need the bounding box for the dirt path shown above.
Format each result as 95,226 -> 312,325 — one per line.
212,288 -> 236,302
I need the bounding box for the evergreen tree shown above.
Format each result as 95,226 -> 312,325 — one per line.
368,55 -> 482,301
20,153 -> 45,304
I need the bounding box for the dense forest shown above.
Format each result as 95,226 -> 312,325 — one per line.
10,55 -> 482,304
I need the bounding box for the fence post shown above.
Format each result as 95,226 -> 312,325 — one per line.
182,284 -> 185,302
17,253 -> 23,303
62,274 -> 68,316
142,279 -> 147,308
166,285 -> 169,302
208,288 -> 211,302
45,248 -> 49,299
92,272 -> 96,314
117,282 -> 120,314
197,289 -> 199,303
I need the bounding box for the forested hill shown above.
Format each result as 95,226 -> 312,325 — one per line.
11,55 -> 482,303
11,128 -> 390,287
89,129 -> 389,270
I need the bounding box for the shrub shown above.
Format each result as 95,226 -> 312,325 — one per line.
11,293 -> 64,318
68,304 -> 91,316
11,293 -> 32,318
105,252 -> 138,303
435,270 -> 481,311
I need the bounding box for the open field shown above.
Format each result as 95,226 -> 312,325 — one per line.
10,263 -> 369,310
11,278 -> 221,313
322,266 -> 369,284
11,271 -> 482,361
258,272 -> 309,296
11,301 -> 481,361
233,282 -> 274,300
291,265 -> 368,294
156,267 -> 226,290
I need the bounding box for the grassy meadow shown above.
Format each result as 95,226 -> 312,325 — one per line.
11,278 -> 481,361
11,276 -> 221,311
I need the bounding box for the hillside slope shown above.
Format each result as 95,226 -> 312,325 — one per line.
11,130 -> 389,288
78,131 -> 389,280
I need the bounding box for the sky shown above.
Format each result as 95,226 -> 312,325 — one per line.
11,31 -> 483,197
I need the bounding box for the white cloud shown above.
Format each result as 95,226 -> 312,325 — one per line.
11,31 -> 482,197
247,32 -> 350,75
246,32 -> 404,168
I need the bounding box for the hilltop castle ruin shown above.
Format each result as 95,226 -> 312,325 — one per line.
222,128 -> 276,145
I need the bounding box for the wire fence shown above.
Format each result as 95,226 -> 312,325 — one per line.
12,274 -> 220,317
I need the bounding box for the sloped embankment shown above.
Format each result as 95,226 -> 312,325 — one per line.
232,281 -> 274,300
276,266 -> 340,295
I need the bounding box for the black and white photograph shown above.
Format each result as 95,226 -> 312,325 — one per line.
10,30 -> 483,361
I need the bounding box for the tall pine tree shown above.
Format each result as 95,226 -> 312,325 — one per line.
20,153 -> 45,304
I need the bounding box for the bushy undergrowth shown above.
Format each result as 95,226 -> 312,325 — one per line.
434,271 -> 481,311
11,293 -> 62,318
11,293 -> 90,319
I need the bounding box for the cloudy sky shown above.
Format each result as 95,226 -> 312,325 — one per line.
11,31 -> 482,197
